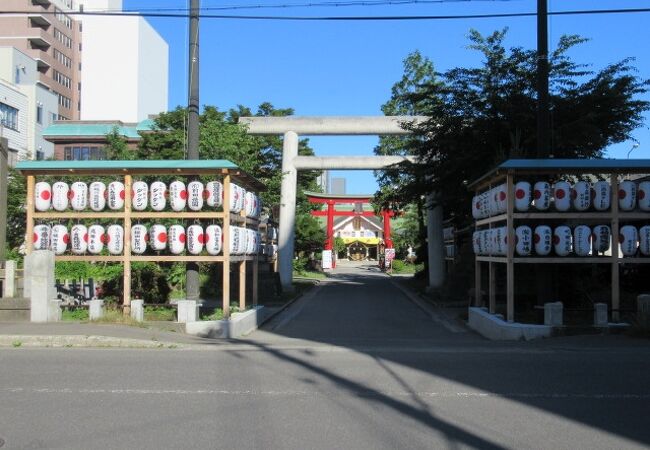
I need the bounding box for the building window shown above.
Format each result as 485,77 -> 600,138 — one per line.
50,112 -> 57,124
36,150 -> 45,160
0,103 -> 19,131
54,49 -> 72,68
53,28 -> 72,49
64,146 -> 105,161
15,67 -> 20,84
53,70 -> 71,89
36,104 -> 43,124
58,94 -> 71,109
55,8 -> 72,29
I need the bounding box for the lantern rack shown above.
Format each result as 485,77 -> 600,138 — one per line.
16,159 -> 266,318
468,159 -> 650,323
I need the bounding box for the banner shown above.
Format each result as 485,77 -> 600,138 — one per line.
322,250 -> 333,269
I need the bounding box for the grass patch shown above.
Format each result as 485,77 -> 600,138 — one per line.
391,260 -> 424,274
293,270 -> 327,280
144,306 -> 176,322
62,308 -> 89,321
91,307 -> 147,328
12,340 -> 22,348
200,304 -> 243,321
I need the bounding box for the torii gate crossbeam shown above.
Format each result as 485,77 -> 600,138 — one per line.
240,116 -> 444,292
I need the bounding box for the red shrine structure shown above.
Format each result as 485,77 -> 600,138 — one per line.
306,192 -> 394,267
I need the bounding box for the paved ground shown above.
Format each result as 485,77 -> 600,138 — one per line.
1,262 -> 649,449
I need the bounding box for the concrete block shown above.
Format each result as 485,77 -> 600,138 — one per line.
25,251 -> 56,323
544,302 -> 563,326
186,306 -> 268,339
594,303 -> 608,326
3,260 -> 16,297
131,299 -> 144,322
467,307 -> 552,341
177,300 -> 198,323
48,299 -> 62,322
637,294 -> 650,314
88,299 -> 104,320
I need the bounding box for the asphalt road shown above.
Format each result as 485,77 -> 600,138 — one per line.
1,263 -> 649,450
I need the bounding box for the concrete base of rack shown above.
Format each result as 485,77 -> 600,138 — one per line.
185,305 -> 267,339
468,307 -> 553,341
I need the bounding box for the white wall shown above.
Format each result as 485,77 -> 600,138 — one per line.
0,79 -> 29,164
137,17 -> 168,120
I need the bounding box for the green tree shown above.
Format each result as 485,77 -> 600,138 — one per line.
5,167 -> 26,254
294,214 -> 326,255
104,127 -> 133,160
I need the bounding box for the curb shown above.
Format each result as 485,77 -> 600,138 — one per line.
0,335 -> 184,349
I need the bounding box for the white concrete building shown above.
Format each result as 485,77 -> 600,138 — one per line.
0,47 -> 58,164
78,0 -> 169,122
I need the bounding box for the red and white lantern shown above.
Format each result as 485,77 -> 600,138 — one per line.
131,181 -> 148,211
51,182 -> 69,211
471,195 -> 481,219
70,182 -> 88,211
187,181 -> 204,211
70,224 -> 88,254
87,224 -> 105,254
244,192 -> 255,217
33,224 -> 51,251
150,181 -> 167,211
637,181 -> 650,211
205,224 -> 223,255
34,182 -> 52,212
229,226 -> 241,254
247,229 -> 257,255
618,180 -> 637,211
472,231 -> 481,255
107,224 -> 124,255
481,229 -> 493,255
515,225 -> 532,256
206,181 -> 223,208
494,184 -> 508,214
89,182 -> 106,212
168,224 -> 186,255
230,184 -> 243,213
592,225 -> 611,254
50,224 -> 68,255
638,225 -> 650,256
573,225 -> 592,256
592,181 -> 611,211
131,224 -> 148,254
493,227 -> 507,256
533,181 -> 551,211
571,181 -> 591,211
619,225 -> 638,257
169,181 -> 187,211
186,224 -> 204,255
514,181 -> 531,212
534,225 -> 552,256
149,224 -> 167,251
107,181 -> 125,210
553,225 -> 572,256
553,181 -> 571,211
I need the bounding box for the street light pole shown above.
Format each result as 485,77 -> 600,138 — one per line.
536,0 -> 550,158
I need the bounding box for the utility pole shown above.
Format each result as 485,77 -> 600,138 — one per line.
536,0 -> 550,158
0,137 -> 8,262
186,0 -> 200,301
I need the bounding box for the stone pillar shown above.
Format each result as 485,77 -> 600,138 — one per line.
131,299 -> 144,322
544,301 -> 563,326
25,250 -> 58,322
594,303 -> 608,326
426,193 -> 445,291
177,300 -> 198,323
278,131 -> 298,292
3,259 -> 16,297
88,299 -> 104,320
637,294 -> 650,314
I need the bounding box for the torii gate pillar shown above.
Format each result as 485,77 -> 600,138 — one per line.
278,131 -> 299,291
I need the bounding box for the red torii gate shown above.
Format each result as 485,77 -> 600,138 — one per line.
306,192 -> 394,266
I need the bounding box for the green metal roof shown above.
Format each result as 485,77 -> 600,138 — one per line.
42,119 -> 158,139
17,159 -> 238,171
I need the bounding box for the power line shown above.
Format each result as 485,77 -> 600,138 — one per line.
1,7 -> 649,20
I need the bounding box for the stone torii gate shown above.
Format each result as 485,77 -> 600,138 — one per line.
239,116 -> 444,292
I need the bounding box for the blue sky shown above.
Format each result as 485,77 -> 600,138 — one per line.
124,0 -> 650,194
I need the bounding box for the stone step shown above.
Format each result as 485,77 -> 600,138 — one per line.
0,297 -> 30,321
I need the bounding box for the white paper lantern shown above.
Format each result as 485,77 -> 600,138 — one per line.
205,224 -> 223,255
493,227 -> 507,256
131,224 -> 148,254
534,225 -> 552,256
51,182 -> 69,211
206,181 -> 223,208
532,181 -> 551,211
493,184 -> 508,214
619,225 -> 638,256
168,224 -> 185,255
69,182 -> 88,211
553,181 -> 571,211
87,224 -> 105,254
230,184 -> 243,213
34,182 -> 52,212
70,224 -> 88,254
639,225 -> 650,256
247,229 -> 257,254
33,224 -> 51,251
107,225 -> 124,255
553,225 -> 572,256
514,181 -> 531,212
471,195 -> 481,219
187,181 -> 204,211
515,226 -> 532,256
230,226 -> 241,254
481,229 -> 493,256
50,224 -> 68,255
169,181 -> 187,211
618,180 -> 637,211
187,224 -> 204,255
592,181 -> 611,211
472,231 -> 481,255
107,181 -> 125,210
573,225 -> 592,257
637,181 -> 650,211
237,186 -> 246,213
572,181 -> 591,212
149,224 -> 167,251
131,181 -> 148,211
245,192 -> 255,217
592,225 -> 611,254
150,181 -> 167,211
88,181 -> 106,212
